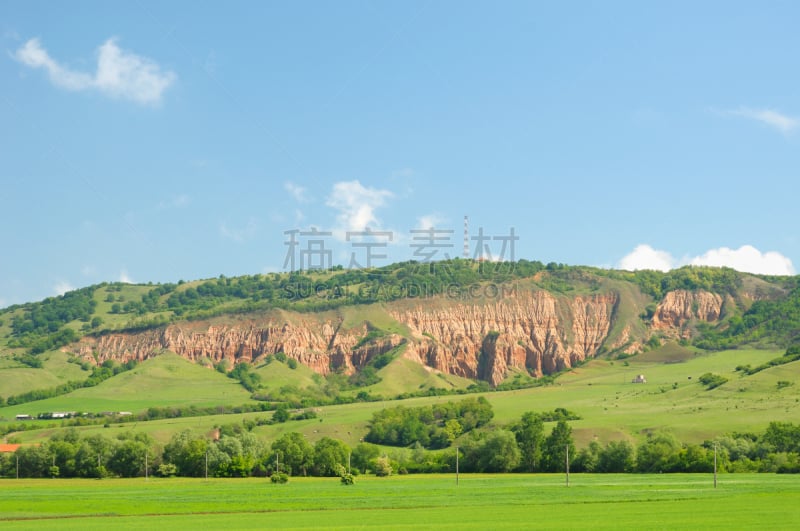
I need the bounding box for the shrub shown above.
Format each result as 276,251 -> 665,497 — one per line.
340,473 -> 355,485
698,373 -> 728,390
158,463 -> 178,477
373,456 -> 392,477
271,472 -> 289,484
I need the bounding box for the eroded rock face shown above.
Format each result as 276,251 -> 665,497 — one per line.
67,289 -> 630,386
394,292 -> 618,386
651,290 -> 723,337
71,321 -> 403,376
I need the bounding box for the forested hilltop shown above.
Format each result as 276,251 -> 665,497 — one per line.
2,260 -> 798,363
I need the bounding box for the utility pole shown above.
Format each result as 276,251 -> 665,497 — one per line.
347,452 -> 351,475
713,444 -> 718,489
275,451 -> 279,474
145,452 -> 148,480
455,447 -> 459,486
205,450 -> 208,480
16,455 -> 19,479
565,444 -> 570,487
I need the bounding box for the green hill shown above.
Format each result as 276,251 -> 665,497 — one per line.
1,260 -> 799,452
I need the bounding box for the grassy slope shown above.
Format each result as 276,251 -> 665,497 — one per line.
5,346 -> 798,448
253,358 -> 320,392
0,351 -> 87,398
0,353 -> 254,417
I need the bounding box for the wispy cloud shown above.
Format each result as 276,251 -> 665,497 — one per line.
725,107 -> 797,134
0,298 -> 7,309
13,37 -> 176,105
618,244 -> 795,275
220,218 -> 258,243
326,180 -> 393,235
81,265 -> 97,277
119,270 -> 133,284
53,281 -> 75,296
284,181 -> 310,203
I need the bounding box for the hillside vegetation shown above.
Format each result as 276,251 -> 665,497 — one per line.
1,260 -> 799,474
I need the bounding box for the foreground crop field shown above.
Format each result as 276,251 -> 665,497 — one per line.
1,474 -> 798,530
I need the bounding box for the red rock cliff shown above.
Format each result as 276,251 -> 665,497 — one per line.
68,289 -> 628,386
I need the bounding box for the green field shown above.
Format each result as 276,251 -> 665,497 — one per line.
0,474 -> 798,529
0,353 -> 255,417
3,346 -> 799,448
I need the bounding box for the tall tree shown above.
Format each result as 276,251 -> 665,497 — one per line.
542,420 -> 576,473
513,412 -> 545,472
272,432 -> 314,476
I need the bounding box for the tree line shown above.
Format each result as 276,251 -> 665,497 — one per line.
4,407 -> 798,479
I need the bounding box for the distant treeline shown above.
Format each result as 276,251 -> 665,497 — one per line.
3,399 -> 799,479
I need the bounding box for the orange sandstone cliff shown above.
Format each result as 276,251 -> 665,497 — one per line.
68,288 -> 724,386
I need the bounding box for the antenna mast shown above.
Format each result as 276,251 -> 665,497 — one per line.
463,215 -> 469,259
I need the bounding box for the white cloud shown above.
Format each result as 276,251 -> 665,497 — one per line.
284,182 -> 310,203
81,265 -> 97,277
689,245 -> 795,275
727,107 -> 797,133
618,244 -> 675,272
13,37 -> 175,105
326,180 -> 393,235
220,218 -> 258,243
119,270 -> 133,284
0,298 -> 7,309
618,244 -> 795,275
416,214 -> 446,230
53,281 -> 75,296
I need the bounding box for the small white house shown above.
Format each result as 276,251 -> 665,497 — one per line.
15,414 -> 32,420
632,374 -> 647,384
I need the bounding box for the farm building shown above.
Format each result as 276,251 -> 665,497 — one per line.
632,374 -> 647,384
0,444 -> 21,453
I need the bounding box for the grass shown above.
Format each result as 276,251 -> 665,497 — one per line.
0,474 -> 798,529
3,346 -> 799,449
0,353 -> 254,417
253,357 -> 320,393
0,351 -> 86,398
347,355 -> 475,398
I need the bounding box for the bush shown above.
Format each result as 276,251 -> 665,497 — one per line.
271,472 -> 289,484
158,463 -> 178,477
340,473 -> 355,485
373,456 -> 392,477
698,373 -> 728,390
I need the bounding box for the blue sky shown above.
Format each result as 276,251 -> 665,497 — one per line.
2,1 -> 799,307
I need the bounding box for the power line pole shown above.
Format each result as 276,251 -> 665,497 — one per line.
565,444 -> 570,487
455,447 -> 459,486
205,450 -> 208,480
145,452 -> 148,480
713,444 -> 718,489
16,455 -> 19,479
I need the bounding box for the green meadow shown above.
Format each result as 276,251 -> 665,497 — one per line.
4,345 -> 799,449
0,474 -> 798,530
